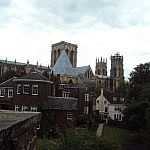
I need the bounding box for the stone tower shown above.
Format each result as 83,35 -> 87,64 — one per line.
95,57 -> 107,76
51,41 -> 78,67
110,52 -> 124,90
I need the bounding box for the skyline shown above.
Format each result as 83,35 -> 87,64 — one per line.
0,0 -> 150,80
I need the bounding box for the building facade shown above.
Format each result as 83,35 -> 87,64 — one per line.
94,88 -> 125,121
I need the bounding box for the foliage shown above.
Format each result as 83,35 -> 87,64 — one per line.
58,128 -> 120,150
0,69 -> 19,82
36,128 -> 120,150
123,101 -> 150,131
36,139 -> 57,150
122,62 -> 150,148
128,62 -> 150,101
116,80 -> 128,94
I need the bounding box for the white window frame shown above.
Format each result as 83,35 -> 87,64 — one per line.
62,91 -> 70,97
0,88 -> 5,97
85,94 -> 89,101
120,97 -> 124,101
84,106 -> 89,115
23,84 -> 29,94
32,85 -> 38,95
15,105 -> 19,111
67,111 -> 72,120
113,97 -> 117,101
36,123 -> 40,130
8,89 -> 13,98
30,106 -> 37,112
22,106 -> 28,111
17,84 -> 21,94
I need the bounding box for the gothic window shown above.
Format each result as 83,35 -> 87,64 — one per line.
54,50 -> 56,64
66,49 -> 68,55
70,50 -> 74,65
113,67 -> 116,77
58,49 -> 60,57
69,79 -> 73,84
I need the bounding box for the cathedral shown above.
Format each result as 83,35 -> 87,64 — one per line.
50,41 -> 124,91
0,41 -> 124,91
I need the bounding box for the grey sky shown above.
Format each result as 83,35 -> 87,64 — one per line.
0,0 -> 150,79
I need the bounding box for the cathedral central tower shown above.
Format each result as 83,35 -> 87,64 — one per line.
51,41 -> 78,68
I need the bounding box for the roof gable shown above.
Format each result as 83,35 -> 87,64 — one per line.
52,50 -> 77,76
14,72 -> 52,83
104,92 -> 125,104
43,96 -> 77,110
0,77 -> 17,88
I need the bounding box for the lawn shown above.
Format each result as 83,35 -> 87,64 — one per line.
102,125 -> 140,147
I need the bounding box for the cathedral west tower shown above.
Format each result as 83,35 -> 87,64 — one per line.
110,52 -> 124,90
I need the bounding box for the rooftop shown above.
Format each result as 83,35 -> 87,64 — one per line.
0,110 -> 41,132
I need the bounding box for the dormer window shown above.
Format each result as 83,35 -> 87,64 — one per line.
113,97 -> 117,101
120,97 -> 124,101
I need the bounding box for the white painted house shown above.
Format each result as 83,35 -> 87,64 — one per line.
95,88 -> 125,121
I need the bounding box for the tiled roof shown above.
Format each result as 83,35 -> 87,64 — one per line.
104,92 -> 126,104
43,96 -> 77,110
0,77 -> 17,88
14,72 -> 52,83
52,50 -> 77,76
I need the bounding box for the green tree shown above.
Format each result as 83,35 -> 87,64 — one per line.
0,69 -> 19,82
128,62 -> 150,101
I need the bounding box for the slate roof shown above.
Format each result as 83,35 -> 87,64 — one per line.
13,72 -> 52,83
52,50 -> 77,76
0,110 -> 41,132
74,66 -> 90,75
104,92 -> 126,104
0,59 -> 51,70
0,59 -> 26,66
43,96 -> 77,110
0,77 -> 17,88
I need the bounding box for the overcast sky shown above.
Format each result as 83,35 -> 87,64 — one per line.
0,0 -> 150,80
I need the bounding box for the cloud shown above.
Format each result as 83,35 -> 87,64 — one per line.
0,0 -> 150,80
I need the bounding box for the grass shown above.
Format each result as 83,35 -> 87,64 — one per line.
102,125 -> 140,147
36,139 -> 57,150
